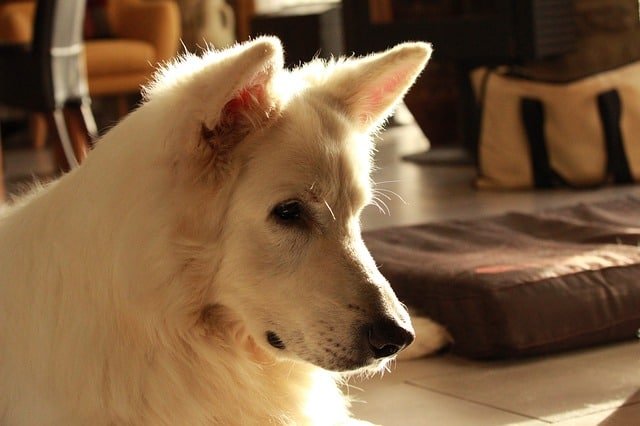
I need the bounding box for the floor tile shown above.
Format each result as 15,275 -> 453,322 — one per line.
4,147 -> 55,179
349,355 -> 479,389
408,342 -> 640,423
348,382 -> 547,426
554,401 -> 640,425
361,126 -> 640,231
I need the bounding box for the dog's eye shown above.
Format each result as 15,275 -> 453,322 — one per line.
272,200 -> 304,224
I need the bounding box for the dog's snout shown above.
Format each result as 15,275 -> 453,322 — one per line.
366,318 -> 415,359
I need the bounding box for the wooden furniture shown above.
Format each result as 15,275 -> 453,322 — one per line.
342,0 -> 577,62
232,0 -> 255,41
0,131 -> 4,201
341,0 -> 577,154
0,0 -> 97,199
0,0 -> 180,137
251,3 -> 343,67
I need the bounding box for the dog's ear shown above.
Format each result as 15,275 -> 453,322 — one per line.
196,37 -> 284,145
327,42 -> 432,132
156,37 -> 284,182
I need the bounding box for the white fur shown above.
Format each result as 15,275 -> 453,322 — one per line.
397,315 -> 452,361
0,37 -> 447,425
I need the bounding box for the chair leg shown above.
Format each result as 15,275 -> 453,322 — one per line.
79,101 -> 98,141
51,108 -> 79,170
0,123 -> 5,202
116,95 -> 130,118
50,102 -> 98,172
64,106 -> 93,162
30,113 -> 48,149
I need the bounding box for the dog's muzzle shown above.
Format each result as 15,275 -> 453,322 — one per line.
365,317 -> 415,359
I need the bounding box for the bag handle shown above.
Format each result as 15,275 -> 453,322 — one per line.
597,90 -> 633,184
520,91 -> 633,188
520,98 -> 558,188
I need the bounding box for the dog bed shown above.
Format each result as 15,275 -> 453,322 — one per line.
363,196 -> 640,359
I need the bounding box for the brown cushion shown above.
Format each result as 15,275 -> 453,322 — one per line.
363,197 -> 640,359
85,39 -> 155,77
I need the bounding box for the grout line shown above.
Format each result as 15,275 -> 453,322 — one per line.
403,381 -> 552,424
557,399 -> 640,423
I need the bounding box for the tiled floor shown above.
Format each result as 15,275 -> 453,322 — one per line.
347,342 -> 640,425
4,121 -> 640,425
351,124 -> 640,425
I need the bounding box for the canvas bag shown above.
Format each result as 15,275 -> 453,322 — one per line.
472,62 -> 640,189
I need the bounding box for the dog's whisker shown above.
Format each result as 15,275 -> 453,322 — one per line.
370,198 -> 387,215
342,381 -> 365,394
373,190 -> 392,201
374,196 -> 392,216
373,179 -> 402,185
323,200 -> 336,221
375,188 -> 408,205
386,358 -> 396,373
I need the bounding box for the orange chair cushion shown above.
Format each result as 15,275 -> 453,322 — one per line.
85,39 -> 155,77
0,2 -> 35,43
88,72 -> 151,96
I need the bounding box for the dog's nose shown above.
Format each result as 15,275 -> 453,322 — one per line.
367,318 -> 415,359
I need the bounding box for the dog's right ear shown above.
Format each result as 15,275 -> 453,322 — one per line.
192,37 -> 283,135
153,37 -> 285,182
145,37 -> 284,168
194,37 -> 284,148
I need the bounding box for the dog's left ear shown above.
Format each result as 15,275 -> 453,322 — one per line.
327,42 -> 432,132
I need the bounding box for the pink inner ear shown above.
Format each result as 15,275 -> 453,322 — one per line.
357,67 -> 413,125
224,84 -> 266,115
207,82 -> 270,139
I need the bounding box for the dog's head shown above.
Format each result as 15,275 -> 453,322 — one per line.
142,37 -> 431,372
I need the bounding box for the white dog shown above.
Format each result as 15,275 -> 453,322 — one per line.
0,37 -> 448,425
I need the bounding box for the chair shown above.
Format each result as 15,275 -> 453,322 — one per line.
0,0 -> 180,200
87,0 -> 180,98
1,0 -> 180,107
1,0 -> 180,95
0,0 -> 98,200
